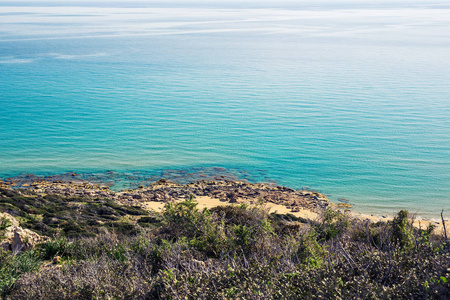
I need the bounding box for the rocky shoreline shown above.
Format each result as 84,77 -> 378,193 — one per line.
3,175 -> 447,234
0,176 -> 334,252
0,177 -> 333,214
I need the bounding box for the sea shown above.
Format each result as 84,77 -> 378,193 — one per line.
0,0 -> 449,218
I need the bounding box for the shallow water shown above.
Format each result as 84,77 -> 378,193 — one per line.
1,1 -> 449,217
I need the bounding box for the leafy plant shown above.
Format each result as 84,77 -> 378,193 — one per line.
0,217 -> 12,240
391,210 -> 414,250
0,250 -> 41,298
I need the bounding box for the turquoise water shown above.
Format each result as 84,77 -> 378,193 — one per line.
1,1 -> 449,217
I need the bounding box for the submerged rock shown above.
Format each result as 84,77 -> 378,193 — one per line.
336,203 -> 352,209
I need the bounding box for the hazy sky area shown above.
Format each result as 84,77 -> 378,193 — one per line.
0,0 -> 448,7
0,0 -> 449,46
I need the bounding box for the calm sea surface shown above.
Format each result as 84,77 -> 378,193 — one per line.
1,1 -> 449,218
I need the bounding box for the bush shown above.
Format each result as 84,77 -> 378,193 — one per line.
0,250 -> 41,298
316,208 -> 349,241
391,210 -> 414,250
160,195 -> 226,256
39,237 -> 71,260
0,217 -> 12,240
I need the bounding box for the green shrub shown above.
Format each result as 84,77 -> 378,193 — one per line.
391,210 -> 414,250
39,237 -> 70,260
0,217 -> 12,231
297,231 -> 326,268
161,195 -> 226,256
316,209 -> 349,241
104,222 -> 140,236
137,215 -> 161,228
231,224 -> 252,247
0,250 -> 41,298
0,217 -> 12,240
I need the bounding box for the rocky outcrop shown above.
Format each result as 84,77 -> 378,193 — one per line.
0,212 -> 46,253
15,178 -> 330,214
0,180 -> 12,189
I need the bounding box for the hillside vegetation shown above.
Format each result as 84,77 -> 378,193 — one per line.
0,188 -> 449,299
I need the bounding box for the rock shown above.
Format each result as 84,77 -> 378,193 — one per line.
7,176 -> 330,214
1,212 -> 46,253
12,227 -> 44,253
53,255 -> 61,264
0,181 -> 11,189
0,212 -> 19,227
213,167 -> 226,172
156,178 -> 168,185
227,191 -> 237,203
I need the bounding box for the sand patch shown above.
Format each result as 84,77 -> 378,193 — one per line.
142,196 -> 319,220
351,212 -> 449,235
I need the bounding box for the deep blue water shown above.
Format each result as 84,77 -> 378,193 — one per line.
1,1 -> 449,218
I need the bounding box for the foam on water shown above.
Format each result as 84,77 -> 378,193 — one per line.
1,1 -> 449,218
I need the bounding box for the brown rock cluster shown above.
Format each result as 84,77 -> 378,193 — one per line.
0,212 -> 47,253
0,180 -> 11,189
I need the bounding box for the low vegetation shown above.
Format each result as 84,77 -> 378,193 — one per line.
0,188 -> 449,299
0,188 -> 149,238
